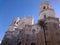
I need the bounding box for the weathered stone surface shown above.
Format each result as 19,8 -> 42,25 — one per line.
1,1 -> 60,45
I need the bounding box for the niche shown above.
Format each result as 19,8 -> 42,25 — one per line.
31,43 -> 35,45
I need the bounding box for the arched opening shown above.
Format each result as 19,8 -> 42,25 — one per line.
44,15 -> 46,19
18,42 -> 21,45
31,43 -> 35,45
43,6 -> 46,9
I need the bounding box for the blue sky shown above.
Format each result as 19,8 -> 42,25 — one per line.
0,0 -> 60,41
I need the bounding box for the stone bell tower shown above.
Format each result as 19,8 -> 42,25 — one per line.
39,2 -> 55,19
39,2 -> 60,45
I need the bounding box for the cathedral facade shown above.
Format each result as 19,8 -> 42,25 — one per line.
1,2 -> 60,45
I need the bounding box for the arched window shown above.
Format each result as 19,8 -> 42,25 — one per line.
32,29 -> 35,33
31,43 -> 35,45
43,6 -> 46,9
44,14 -> 46,18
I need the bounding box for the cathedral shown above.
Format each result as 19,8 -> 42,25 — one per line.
1,2 -> 60,45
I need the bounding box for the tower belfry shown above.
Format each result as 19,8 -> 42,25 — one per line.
39,2 -> 55,20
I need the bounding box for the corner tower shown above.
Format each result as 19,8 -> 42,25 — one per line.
39,2 -> 55,19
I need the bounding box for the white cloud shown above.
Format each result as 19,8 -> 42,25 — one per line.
0,41 -> 1,44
